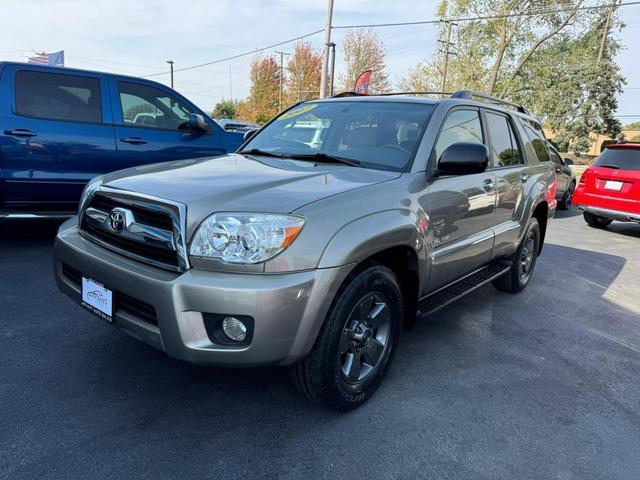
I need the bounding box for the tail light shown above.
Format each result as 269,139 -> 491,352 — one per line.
579,168 -> 593,184
546,176 -> 557,208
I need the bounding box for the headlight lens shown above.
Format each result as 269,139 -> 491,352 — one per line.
78,176 -> 103,214
189,213 -> 305,264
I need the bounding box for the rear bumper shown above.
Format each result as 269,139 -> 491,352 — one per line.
53,220 -> 353,367
575,204 -> 640,223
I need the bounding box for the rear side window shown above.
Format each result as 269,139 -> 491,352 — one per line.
594,148 -> 640,171
549,148 -> 563,165
15,71 -> 102,123
435,109 -> 483,160
522,121 -> 550,163
485,111 -> 522,167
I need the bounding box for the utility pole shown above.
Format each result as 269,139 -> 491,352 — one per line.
166,60 -> 174,89
328,42 -> 336,97
439,21 -> 456,93
319,0 -> 335,98
597,0 -> 619,66
229,63 -> 232,101
276,51 -> 290,112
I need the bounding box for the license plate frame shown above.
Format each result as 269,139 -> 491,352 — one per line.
81,277 -> 113,322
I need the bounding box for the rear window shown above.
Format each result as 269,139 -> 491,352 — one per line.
15,70 -> 102,123
594,148 -> 640,171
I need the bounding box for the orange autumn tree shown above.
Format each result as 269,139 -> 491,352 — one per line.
237,54 -> 282,124
285,42 -> 322,105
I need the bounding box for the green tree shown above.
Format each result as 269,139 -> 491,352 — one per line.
400,0 -> 625,154
337,28 -> 390,94
211,99 -> 239,119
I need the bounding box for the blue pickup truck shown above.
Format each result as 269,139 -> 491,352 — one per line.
0,62 -> 245,217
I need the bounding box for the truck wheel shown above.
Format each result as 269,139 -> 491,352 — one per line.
558,182 -> 575,210
492,217 -> 540,294
583,212 -> 613,228
290,264 -> 403,411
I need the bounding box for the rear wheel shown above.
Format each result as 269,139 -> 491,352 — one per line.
558,182 -> 575,210
290,264 -> 403,411
583,212 -> 613,228
493,217 -> 540,294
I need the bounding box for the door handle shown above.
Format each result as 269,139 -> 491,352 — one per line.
4,128 -> 37,137
520,173 -> 530,183
120,136 -> 148,145
483,178 -> 495,192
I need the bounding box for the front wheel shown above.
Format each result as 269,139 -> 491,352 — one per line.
493,217 -> 540,294
583,212 -> 613,228
290,264 -> 403,411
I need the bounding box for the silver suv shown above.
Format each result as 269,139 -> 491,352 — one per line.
54,90 -> 557,411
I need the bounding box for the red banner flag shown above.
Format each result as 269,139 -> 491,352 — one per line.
354,70 -> 373,94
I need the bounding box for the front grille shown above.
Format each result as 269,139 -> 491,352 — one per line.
61,263 -> 158,326
80,192 -> 181,271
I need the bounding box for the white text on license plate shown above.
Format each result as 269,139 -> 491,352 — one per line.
82,277 -> 113,322
604,180 -> 623,191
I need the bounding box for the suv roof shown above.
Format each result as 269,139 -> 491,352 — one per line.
321,89 -> 539,124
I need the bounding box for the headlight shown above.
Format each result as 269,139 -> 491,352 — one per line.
189,213 -> 305,264
79,176 -> 103,214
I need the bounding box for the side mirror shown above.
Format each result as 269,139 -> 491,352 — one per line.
563,158 -> 574,166
243,129 -> 258,143
437,142 -> 489,175
189,113 -> 212,133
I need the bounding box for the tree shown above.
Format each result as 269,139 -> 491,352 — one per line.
337,29 -> 390,94
400,0 -> 625,154
624,121 -> 640,130
285,42 -> 322,104
211,99 -> 239,119
236,54 -> 282,124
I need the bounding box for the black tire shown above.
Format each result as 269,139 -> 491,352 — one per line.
558,182 -> 575,210
290,264 -> 403,412
492,217 -> 540,294
583,212 -> 613,228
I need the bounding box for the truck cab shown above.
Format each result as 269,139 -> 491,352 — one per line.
0,62 -> 244,217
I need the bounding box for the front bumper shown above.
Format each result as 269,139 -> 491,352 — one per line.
54,219 -> 353,366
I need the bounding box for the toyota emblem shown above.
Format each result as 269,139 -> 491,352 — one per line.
108,209 -> 126,233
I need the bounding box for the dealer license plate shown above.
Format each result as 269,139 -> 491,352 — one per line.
81,277 -> 113,322
604,180 -> 623,191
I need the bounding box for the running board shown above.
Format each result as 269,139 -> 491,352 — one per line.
417,261 -> 511,318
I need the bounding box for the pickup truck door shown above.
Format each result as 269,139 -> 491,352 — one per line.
425,108 -> 497,292
109,78 -> 226,169
0,66 -> 116,210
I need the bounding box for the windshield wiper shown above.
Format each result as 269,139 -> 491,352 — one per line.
598,164 -> 620,169
238,148 -> 287,159
285,152 -> 361,167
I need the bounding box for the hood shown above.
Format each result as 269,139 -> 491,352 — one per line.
103,153 -> 400,218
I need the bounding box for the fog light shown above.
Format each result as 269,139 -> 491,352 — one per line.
222,317 -> 247,342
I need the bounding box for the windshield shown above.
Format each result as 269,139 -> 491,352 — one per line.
241,101 -> 435,171
594,147 -> 640,171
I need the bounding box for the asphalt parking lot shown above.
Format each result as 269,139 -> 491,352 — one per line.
1,208 -> 640,479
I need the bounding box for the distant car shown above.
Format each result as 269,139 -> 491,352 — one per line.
548,144 -> 576,210
215,118 -> 260,132
573,142 -> 640,227
0,62 -> 245,217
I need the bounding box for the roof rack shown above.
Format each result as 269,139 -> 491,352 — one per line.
330,89 -> 530,115
332,91 -> 452,98
451,89 -> 529,114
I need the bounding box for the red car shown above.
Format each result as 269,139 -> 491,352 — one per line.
574,142 -> 640,227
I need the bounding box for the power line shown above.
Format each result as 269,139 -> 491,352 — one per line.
332,1 -> 640,29
141,29 -> 324,78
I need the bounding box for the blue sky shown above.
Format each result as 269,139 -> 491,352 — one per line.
1,0 -> 639,123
